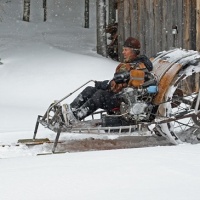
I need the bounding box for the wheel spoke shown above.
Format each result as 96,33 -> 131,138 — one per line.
163,72 -> 200,137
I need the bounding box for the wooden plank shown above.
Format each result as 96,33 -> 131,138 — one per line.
153,0 -> 159,53
136,0 -> 141,39
177,0 -> 183,48
145,0 -> 151,57
190,0 -> 196,50
156,0 -> 163,53
138,0 -> 145,55
117,0 -> 125,61
130,0 -> 134,36
183,0 -> 190,49
162,0 -> 168,50
18,138 -> 50,145
166,0 -> 173,50
197,0 -> 200,51
149,0 -> 155,56
171,0 -> 177,47
130,0 -> 139,39
143,0 -> 148,55
124,0 -> 131,39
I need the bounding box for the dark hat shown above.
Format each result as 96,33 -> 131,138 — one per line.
123,37 -> 140,50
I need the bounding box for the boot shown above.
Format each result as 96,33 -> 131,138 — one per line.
62,104 -> 79,125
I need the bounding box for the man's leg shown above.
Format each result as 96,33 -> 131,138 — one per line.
73,90 -> 120,120
70,86 -> 97,110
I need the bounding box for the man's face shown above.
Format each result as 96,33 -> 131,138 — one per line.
122,47 -> 137,62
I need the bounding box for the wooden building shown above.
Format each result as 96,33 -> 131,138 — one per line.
117,0 -> 200,60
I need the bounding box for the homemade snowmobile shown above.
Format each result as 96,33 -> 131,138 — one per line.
20,48 -> 200,153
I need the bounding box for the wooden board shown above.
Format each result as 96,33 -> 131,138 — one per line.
18,138 -> 50,145
197,0 -> 200,51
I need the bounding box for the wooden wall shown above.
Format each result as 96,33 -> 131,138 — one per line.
197,0 -> 200,51
117,0 -> 199,60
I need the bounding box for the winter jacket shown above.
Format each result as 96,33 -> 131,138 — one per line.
110,55 -> 153,93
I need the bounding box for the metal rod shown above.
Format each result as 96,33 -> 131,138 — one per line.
52,129 -> 61,153
195,88 -> 200,114
33,115 -> 41,139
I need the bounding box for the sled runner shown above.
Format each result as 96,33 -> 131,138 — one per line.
21,48 -> 200,153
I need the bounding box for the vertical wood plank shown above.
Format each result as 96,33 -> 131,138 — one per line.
177,0 -> 183,48
171,0 -> 177,47
124,0 -> 131,39
183,0 -> 190,49
130,0 -> 138,38
136,0 -> 140,39
190,0 -> 196,50
145,0 -> 151,57
149,0 -> 155,56
166,0 -> 173,50
197,0 -> 200,51
117,0 -> 125,61
143,0 -> 148,55
162,0 -> 168,50
154,0 -> 159,54
139,0 -> 145,54
157,0 -> 163,53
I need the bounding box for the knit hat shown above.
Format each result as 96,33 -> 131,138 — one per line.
123,37 -> 140,50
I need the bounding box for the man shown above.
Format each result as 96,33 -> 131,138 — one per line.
63,37 -> 153,125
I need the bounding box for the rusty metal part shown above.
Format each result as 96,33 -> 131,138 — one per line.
153,60 -> 182,105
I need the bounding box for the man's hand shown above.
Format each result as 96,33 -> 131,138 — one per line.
113,71 -> 130,84
95,80 -> 110,90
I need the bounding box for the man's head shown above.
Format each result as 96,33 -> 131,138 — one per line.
122,37 -> 140,62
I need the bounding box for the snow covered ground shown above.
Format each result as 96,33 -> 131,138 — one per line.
1,0 -> 200,199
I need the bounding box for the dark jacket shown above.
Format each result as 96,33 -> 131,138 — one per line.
95,55 -> 153,93
110,55 -> 153,93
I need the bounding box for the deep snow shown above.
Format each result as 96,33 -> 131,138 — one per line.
0,0 -> 200,199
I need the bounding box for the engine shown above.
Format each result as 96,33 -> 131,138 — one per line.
102,86 -> 158,128
119,87 -> 156,121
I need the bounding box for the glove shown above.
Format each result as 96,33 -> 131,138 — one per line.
113,71 -> 130,84
95,80 -> 110,90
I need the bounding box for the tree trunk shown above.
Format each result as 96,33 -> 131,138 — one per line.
108,0 -> 116,25
23,0 -> 30,22
43,0 -> 47,22
84,0 -> 89,28
96,0 -> 107,57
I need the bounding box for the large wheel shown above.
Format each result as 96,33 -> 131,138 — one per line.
151,48 -> 200,144
157,66 -> 200,144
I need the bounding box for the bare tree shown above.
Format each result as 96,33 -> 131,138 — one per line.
84,0 -> 89,28
96,0 -> 107,57
43,0 -> 47,22
23,0 -> 30,22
